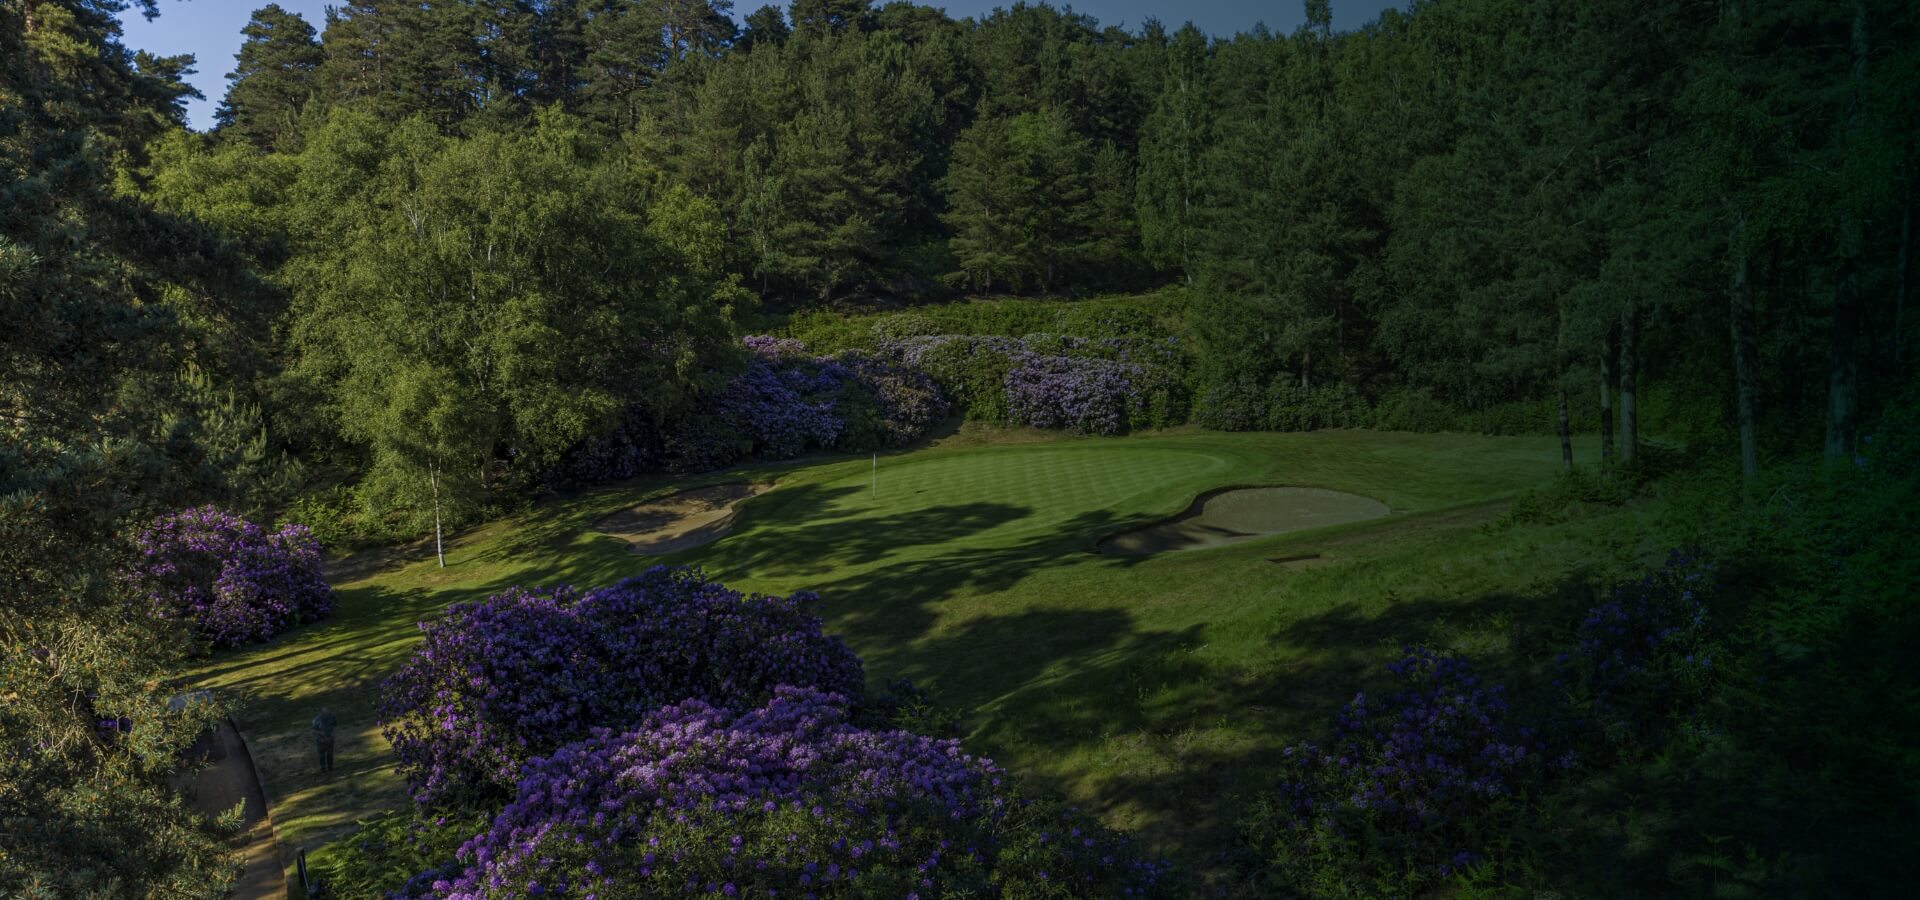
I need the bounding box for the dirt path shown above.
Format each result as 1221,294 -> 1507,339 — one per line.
593,482 -> 770,555
179,719 -> 288,899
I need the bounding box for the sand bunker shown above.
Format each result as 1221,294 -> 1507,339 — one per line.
1098,486 -> 1390,556
593,482 -> 770,555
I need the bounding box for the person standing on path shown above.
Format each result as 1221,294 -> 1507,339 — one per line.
312,706 -> 337,774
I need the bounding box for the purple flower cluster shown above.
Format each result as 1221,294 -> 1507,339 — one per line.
378,566 -> 864,807
549,407 -> 663,483
716,358 -> 845,459
416,688 -> 1174,898
551,339 -> 948,485
125,506 -> 334,650
1003,352 -> 1150,435
1250,647 -> 1548,885
742,334 -> 811,360
1560,551 -> 1718,744
874,334 -> 1184,434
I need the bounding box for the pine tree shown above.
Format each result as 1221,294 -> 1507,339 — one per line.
215,4 -> 324,151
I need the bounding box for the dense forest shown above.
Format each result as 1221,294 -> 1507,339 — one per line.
118,0 -> 1920,515
3,0 -> 1916,895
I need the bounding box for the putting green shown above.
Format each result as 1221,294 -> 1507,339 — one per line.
1097,486 -> 1392,556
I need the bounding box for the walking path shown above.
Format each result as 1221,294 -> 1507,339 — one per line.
180,719 -> 289,899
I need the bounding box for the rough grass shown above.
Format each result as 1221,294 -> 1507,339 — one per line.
188,428 -> 1657,887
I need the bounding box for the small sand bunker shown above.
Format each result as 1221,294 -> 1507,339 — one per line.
594,482 -> 770,555
1098,486 -> 1390,556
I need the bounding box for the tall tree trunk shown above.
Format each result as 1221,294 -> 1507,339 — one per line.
1599,328 -> 1615,465
1619,308 -> 1639,466
1897,184 -> 1911,368
1827,258 -> 1863,463
1730,216 -> 1761,483
430,462 -> 446,569
1557,387 -> 1573,473
1826,0 -> 1868,464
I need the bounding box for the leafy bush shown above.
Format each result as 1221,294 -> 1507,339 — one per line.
781,291 -> 1188,354
408,687 -> 1176,899
1003,352 -> 1148,435
1197,378 -> 1368,432
125,506 -> 334,650
551,339 -> 949,486
852,677 -> 966,739
882,334 -> 1023,423
378,566 -> 864,808
310,810 -> 485,899
1558,552 -> 1720,752
1367,387 -> 1459,433
1241,648 -> 1557,896
548,406 -> 665,483
715,357 -> 845,459
1495,468 -> 1633,528
832,353 -> 949,449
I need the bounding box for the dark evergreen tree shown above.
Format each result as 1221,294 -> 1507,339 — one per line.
215,4 -> 325,150
737,3 -> 791,52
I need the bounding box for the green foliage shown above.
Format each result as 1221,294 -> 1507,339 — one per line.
942,107 -> 1100,294
779,290 -> 1189,354
279,107 -> 743,543
2,1 -> 270,893
215,4 -> 323,151
309,809 -> 485,899
1494,469 -> 1633,529
1196,378 -> 1368,433
852,678 -> 965,738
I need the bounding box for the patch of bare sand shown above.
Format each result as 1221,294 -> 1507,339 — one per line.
593,482 -> 771,555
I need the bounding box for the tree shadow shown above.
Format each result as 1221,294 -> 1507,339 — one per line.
939,574 -> 1602,884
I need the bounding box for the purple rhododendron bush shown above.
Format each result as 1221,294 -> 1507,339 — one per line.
551,338 -> 948,485
378,566 -> 865,807
408,687 -> 1176,899
125,505 -> 334,650
877,333 -> 1189,435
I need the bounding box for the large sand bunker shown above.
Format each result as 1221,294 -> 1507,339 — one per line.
1098,486 -> 1390,556
594,482 -> 770,555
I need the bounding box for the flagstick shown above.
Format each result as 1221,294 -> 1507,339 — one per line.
871,453 -> 877,499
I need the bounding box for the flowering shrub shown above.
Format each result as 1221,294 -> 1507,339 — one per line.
412,688 -> 1176,899
715,357 -> 844,459
126,506 -> 334,650
834,353 -> 948,449
743,334 -> 811,359
550,339 -> 949,485
875,333 -> 1184,435
549,407 -> 665,483
378,566 -> 864,807
1242,647 -> 1552,895
1003,352 -> 1146,435
880,334 -> 1024,423
1559,551 -> 1719,748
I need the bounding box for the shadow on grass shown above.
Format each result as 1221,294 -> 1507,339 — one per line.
204,457 -> 1599,888
945,574 -> 1600,880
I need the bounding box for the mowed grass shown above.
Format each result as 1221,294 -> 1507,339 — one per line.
190,428 -> 1657,883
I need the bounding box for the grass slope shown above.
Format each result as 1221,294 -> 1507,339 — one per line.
192,428 -> 1644,883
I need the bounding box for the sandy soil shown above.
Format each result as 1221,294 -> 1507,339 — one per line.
593,482 -> 771,554
1098,486 -> 1391,556
176,719 -> 288,899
